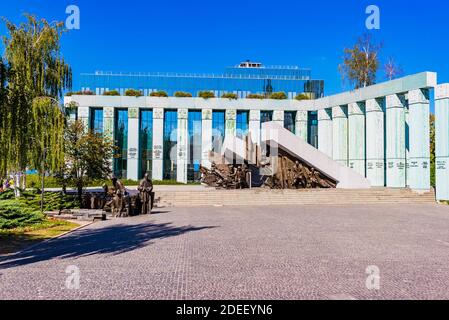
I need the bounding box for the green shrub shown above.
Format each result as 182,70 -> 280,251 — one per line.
0,190 -> 14,200
221,93 -> 238,100
103,90 -> 120,96
295,93 -> 310,101
65,90 -> 95,97
150,91 -> 168,97
18,191 -> 80,212
246,94 -> 265,99
0,200 -> 45,230
125,89 -> 143,97
269,92 -> 287,100
198,91 -> 215,99
174,91 -> 193,98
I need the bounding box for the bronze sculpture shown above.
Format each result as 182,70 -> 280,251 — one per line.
111,176 -> 130,217
138,173 -> 154,215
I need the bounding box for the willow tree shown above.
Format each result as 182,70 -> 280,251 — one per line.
1,14 -> 72,189
0,58 -> 8,176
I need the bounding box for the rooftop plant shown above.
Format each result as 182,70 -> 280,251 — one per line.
174,91 -> 193,98
150,91 -> 168,97
198,91 -> 215,99
221,93 -> 238,100
125,89 -> 143,97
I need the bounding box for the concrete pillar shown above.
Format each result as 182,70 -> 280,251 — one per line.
332,105 -> 348,166
318,108 -> 333,157
408,89 -> 430,191
177,109 -> 188,184
273,110 -> 284,127
348,102 -> 366,177
201,109 -> 213,169
366,99 -> 385,187
152,108 -> 164,181
405,105 -> 410,187
295,111 -> 308,142
103,107 -> 115,142
249,110 -> 261,145
104,107 -> 115,172
78,106 -> 90,132
386,94 -> 406,188
225,109 -> 237,138
127,108 -> 139,181
435,84 -> 449,201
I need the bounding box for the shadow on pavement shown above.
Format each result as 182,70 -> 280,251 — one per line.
0,222 -> 217,269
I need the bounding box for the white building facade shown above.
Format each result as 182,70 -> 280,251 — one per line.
65,72 -> 449,201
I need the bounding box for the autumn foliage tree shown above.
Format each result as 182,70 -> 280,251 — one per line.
339,34 -> 382,89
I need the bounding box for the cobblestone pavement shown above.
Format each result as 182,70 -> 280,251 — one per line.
1,204 -> 449,300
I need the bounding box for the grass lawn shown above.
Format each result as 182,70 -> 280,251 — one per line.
0,219 -> 80,255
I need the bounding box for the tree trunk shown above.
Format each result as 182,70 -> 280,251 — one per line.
77,183 -> 83,205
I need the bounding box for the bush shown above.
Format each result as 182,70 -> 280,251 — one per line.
221,93 -> 238,100
269,92 -> 287,100
150,91 -> 168,97
65,90 -> 95,96
246,94 -> 265,99
125,89 -> 143,97
0,189 -> 14,200
295,93 -> 310,101
19,190 -> 80,212
0,200 -> 45,230
103,90 -> 120,96
198,91 -> 215,99
174,91 -> 193,98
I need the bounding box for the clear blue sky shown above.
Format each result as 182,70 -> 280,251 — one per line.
0,0 -> 448,95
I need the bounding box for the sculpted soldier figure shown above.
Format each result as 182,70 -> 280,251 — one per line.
111,176 -> 127,217
138,173 -> 154,215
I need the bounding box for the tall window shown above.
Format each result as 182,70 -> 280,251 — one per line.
308,111 -> 318,148
114,109 -> 128,178
90,108 -> 104,134
284,111 -> 296,134
236,110 -> 249,138
188,111 -> 202,182
212,110 -> 225,152
140,110 -> 153,179
260,111 -> 273,128
163,110 -> 178,180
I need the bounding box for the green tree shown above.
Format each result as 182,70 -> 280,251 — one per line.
60,120 -> 114,201
338,34 -> 382,89
430,114 -> 436,187
0,58 -> 8,177
1,15 -> 72,186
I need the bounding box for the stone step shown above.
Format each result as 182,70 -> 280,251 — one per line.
154,188 -> 436,207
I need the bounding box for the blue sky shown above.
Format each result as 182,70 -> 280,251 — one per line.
0,0 -> 448,95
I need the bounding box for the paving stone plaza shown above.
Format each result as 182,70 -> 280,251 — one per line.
1,204 -> 449,300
